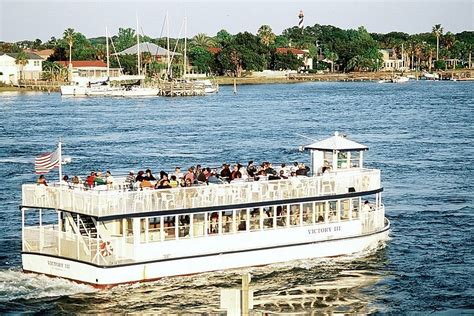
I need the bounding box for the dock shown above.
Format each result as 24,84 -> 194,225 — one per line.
158,81 -> 206,97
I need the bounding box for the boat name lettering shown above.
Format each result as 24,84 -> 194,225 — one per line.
308,226 -> 341,235
47,260 -> 70,269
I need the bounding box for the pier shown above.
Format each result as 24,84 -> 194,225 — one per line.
158,81 -> 206,97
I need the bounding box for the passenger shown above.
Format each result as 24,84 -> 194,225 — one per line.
185,178 -> 193,187
169,175 -> 179,188
140,178 -> 154,190
94,171 -> 107,186
172,167 -> 184,180
296,163 -> 308,176
144,169 -> 156,181
194,165 -> 202,181
246,160 -> 257,178
280,163 -> 289,177
230,164 -> 242,180
86,171 -> 96,188
290,161 -> 299,173
37,175 -> 48,186
60,175 -> 70,188
184,167 -> 195,183
105,170 -> 114,188
126,171 -> 136,189
135,170 -> 145,182
156,174 -> 172,189
265,162 -> 277,176
71,176 -> 82,190
197,168 -> 208,183
220,163 -> 231,181
279,170 -> 288,179
207,170 -> 220,184
363,200 -> 372,212
179,178 -> 186,187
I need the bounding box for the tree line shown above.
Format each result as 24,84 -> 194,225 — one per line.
1,23 -> 472,78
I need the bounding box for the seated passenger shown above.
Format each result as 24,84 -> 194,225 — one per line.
246,161 -> 257,178
140,179 -> 154,189
172,167 -> 184,180
86,171 -> 96,188
184,167 -> 195,183
135,170 -> 145,182
144,169 -> 156,181
105,170 -> 114,188
156,174 -> 172,189
230,164 -> 242,180
94,172 -> 107,186
363,200 -> 373,212
126,170 -> 136,189
169,175 -> 179,188
220,163 -> 231,180
37,175 -> 48,186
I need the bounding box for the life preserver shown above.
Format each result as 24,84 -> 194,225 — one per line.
362,176 -> 370,188
100,241 -> 113,257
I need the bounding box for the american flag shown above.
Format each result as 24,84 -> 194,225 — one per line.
35,147 -> 60,174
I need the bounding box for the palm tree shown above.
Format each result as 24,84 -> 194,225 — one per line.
424,44 -> 435,72
325,51 -> 338,72
15,51 -> 29,83
192,33 -> 216,48
63,28 -> 75,82
432,24 -> 443,60
257,25 -> 276,46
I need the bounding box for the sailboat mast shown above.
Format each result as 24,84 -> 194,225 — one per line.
183,16 -> 187,78
136,15 -> 141,76
166,11 -> 170,77
106,27 -> 110,78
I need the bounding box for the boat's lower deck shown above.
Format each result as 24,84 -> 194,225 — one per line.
23,219 -> 390,286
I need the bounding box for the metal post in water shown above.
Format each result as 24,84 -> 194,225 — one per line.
233,78 -> 237,94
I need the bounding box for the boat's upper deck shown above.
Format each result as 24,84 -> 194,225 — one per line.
22,168 -> 381,219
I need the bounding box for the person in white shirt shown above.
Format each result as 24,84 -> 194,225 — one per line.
105,170 -> 114,189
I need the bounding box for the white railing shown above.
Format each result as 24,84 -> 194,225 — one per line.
22,169 -> 381,217
360,204 -> 385,234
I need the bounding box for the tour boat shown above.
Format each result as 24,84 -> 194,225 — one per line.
21,132 -> 390,287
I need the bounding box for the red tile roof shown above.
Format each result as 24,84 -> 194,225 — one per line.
56,60 -> 107,68
208,47 -> 222,54
276,47 -> 306,55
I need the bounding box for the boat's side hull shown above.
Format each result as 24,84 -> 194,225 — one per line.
22,221 -> 390,287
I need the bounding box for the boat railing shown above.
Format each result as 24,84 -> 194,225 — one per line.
22,168 -> 381,217
23,225 -> 123,265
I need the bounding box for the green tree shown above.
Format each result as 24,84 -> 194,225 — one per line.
215,29 -> 233,47
188,46 -> 213,73
63,28 -> 75,67
192,33 -> 216,48
15,51 -> 29,81
432,24 -> 443,60
270,51 -> 303,70
115,27 -> 136,51
257,25 -> 276,46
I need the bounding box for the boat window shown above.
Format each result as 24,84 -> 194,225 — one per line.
276,205 -> 287,228
249,208 -> 260,231
222,211 -> 234,234
302,202 -> 314,226
178,215 -> 190,238
352,198 -> 360,219
208,212 -> 220,235
323,151 -> 333,168
192,213 -> 206,237
340,199 -> 350,221
236,209 -> 247,232
328,201 -> 337,222
315,202 -> 325,223
290,204 -> 300,226
140,218 -> 148,243
263,206 -> 274,229
125,218 -> 133,242
163,216 -> 176,240
337,151 -> 348,169
350,151 -> 361,168
148,216 -> 161,242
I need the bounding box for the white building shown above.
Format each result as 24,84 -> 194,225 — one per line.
379,49 -> 405,71
0,52 -> 43,84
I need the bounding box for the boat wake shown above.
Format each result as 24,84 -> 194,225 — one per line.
0,268 -> 96,304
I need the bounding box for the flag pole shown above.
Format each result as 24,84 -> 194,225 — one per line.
58,139 -> 62,183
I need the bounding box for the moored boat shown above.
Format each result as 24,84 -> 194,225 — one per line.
21,132 -> 390,287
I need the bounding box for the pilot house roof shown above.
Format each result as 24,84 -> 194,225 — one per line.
304,132 -> 368,151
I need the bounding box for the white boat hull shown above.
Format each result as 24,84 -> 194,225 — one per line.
22,220 -> 390,287
60,85 -> 88,96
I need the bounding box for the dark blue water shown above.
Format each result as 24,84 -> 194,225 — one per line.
0,81 -> 473,313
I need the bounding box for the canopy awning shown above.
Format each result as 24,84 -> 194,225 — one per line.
304,132 -> 368,151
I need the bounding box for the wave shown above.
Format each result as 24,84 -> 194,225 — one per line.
0,268 -> 96,303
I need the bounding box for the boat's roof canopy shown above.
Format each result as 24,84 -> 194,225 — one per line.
304,132 -> 368,151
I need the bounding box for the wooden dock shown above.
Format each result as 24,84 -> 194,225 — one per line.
158,81 -> 206,97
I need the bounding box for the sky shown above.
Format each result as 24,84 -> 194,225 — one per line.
0,0 -> 473,42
